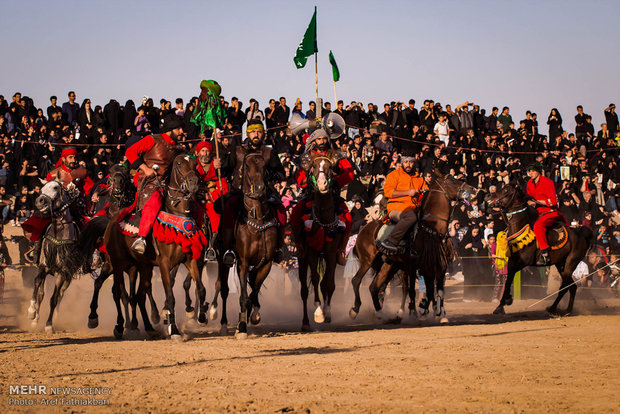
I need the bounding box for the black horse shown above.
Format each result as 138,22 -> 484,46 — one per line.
486,184 -> 593,315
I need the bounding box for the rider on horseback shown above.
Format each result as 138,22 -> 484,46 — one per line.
125,114 -> 185,254
218,120 -> 287,266
194,140 -> 228,261
292,128 -> 355,265
378,150 -> 428,255
525,163 -> 567,265
23,147 -> 95,263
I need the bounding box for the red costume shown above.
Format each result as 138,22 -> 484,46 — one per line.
195,141 -> 228,233
124,133 -> 176,237
526,175 -> 566,250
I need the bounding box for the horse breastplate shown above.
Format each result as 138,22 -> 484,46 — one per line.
49,167 -> 89,190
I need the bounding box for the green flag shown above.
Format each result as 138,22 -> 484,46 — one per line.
293,7 -> 318,69
329,50 -> 340,82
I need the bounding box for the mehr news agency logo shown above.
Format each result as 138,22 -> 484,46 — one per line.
7,384 -> 112,406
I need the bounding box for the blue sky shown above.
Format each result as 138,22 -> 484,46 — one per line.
2,0 -> 619,132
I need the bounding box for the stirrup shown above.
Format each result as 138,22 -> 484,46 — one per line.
131,237 -> 146,254
222,250 -> 236,266
205,247 -> 217,262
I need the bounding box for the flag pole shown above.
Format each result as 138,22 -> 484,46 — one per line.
314,52 -> 319,111
333,79 -> 337,108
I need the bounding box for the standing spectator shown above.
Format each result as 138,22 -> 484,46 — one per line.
134,107 -> 150,135
61,91 -> 80,126
547,108 -> 563,140
246,99 -> 264,123
404,99 -> 419,134
46,95 -> 61,120
306,101 -> 316,120
265,99 -> 277,134
434,113 -> 450,146
226,97 -> 245,132
497,106 -> 512,132
574,105 -> 588,142
604,103 -> 618,134
273,97 -> 290,128
77,98 -> 94,131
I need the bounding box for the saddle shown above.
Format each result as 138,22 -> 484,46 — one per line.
507,222 -> 569,254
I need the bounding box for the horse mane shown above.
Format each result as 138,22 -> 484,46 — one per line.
162,149 -> 190,184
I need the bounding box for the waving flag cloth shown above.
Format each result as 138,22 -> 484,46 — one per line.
293,7 -> 318,69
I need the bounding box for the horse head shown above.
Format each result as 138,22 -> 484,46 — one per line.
484,183 -> 524,211
166,153 -> 199,214
433,169 -> 476,203
242,153 -> 267,199
109,163 -> 132,200
309,155 -> 334,195
36,179 -> 66,217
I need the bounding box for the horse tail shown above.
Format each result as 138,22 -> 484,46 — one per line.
78,215 -> 109,272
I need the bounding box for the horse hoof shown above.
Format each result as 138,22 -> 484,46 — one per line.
506,297 -> 513,306
209,306 -> 218,321
197,313 -> 207,325
301,324 -> 312,332
349,308 -> 359,320
397,308 -> 405,318
250,311 -> 261,325
150,313 -> 160,325
314,307 -> 325,324
546,306 -> 558,315
186,311 -> 195,320
113,326 -> 124,340
45,325 -> 54,334
219,325 -> 228,336
170,334 -> 183,343
235,331 -> 247,340
88,317 -> 99,329
30,320 -> 38,330
375,310 -> 385,322
27,301 -> 36,320
388,316 -> 402,325
493,306 -> 505,315
146,329 -> 161,340
440,317 -> 449,324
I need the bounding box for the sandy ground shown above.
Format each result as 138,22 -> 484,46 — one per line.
0,225 -> 619,413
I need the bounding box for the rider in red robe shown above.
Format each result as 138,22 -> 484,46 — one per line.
525,163 -> 567,265
123,114 -> 184,254
194,140 -> 228,261
290,129 -> 355,265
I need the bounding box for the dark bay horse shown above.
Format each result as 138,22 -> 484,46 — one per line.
296,154 -> 344,330
87,163 -> 160,330
350,171 -> 475,323
105,153 -> 206,341
230,151 -> 279,339
27,178 -> 102,332
485,184 -> 593,315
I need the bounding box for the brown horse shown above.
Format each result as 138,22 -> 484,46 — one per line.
87,163 -> 160,330
485,184 -> 593,315
296,154 -> 344,330
350,171 -> 475,323
105,153 -> 206,341
230,151 -> 279,339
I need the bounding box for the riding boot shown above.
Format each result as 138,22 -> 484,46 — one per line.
537,248 -> 551,266
220,228 -> 236,266
25,238 -> 43,265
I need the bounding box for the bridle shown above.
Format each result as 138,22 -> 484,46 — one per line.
421,177 -> 471,229
166,158 -> 197,213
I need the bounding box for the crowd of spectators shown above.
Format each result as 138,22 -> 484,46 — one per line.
1,91 -> 618,292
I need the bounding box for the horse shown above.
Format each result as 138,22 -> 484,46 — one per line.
87,163 -> 160,330
350,171 -> 475,323
295,154 -> 346,330
230,150 -> 279,339
105,152 -> 207,341
485,183 -> 593,315
27,177 -> 101,332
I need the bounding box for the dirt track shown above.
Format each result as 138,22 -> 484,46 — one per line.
0,225 -> 619,413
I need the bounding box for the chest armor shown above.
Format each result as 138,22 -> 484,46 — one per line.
140,134 -> 175,180
232,145 -> 272,190
49,167 -> 89,190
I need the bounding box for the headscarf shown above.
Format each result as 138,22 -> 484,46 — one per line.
56,147 -> 78,167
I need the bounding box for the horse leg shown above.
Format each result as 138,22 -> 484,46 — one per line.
217,261 -> 229,335
561,255 -> 582,315
209,267 -> 221,321
370,262 -> 393,321
142,265 -> 159,325
308,251 -> 324,324
28,269 -> 46,326
44,274 -> 65,334
235,261 -> 249,339
159,261 -> 181,341
88,262 -> 111,328
320,250 -> 338,324
397,270 -> 407,321
435,267 -> 449,324
249,262 -> 272,326
298,257 -> 311,331
127,268 -> 139,330
494,262 -> 518,315
112,268 -> 125,339
137,266 -> 155,333
407,269 -> 417,317
350,258 -> 373,319
187,259 -> 207,325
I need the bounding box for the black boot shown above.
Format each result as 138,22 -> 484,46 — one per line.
25,238 -> 43,265
537,248 -> 551,266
